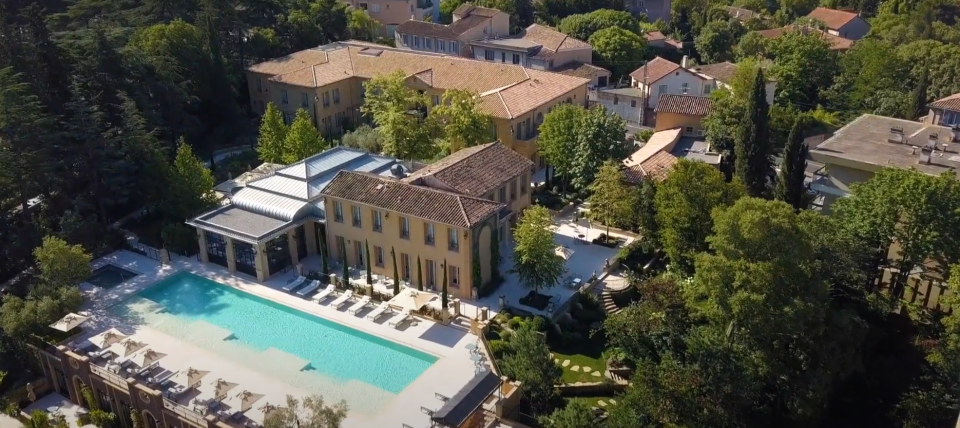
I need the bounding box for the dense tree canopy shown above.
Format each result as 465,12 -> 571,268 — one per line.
588,27 -> 646,79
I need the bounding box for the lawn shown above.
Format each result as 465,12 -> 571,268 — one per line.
549,334 -> 607,383
566,394 -> 618,410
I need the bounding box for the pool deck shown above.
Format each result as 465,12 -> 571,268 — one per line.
77,251 -> 483,428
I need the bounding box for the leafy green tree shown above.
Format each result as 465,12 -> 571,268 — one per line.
361,71 -> 437,160
538,400 -> 594,428
438,0 -> 466,23
283,109 -> 326,163
773,118 -> 808,210
734,68 -> 772,197
588,27 -> 646,79
734,31 -> 769,60
340,125 -> 384,153
263,394 -> 348,428
258,102 -> 288,163
907,67 -> 929,120
347,8 -> 380,41
557,9 -> 640,41
570,105 -> 630,190
165,139 -> 218,221
33,236 -> 91,292
654,160 -> 744,273
130,410 -> 143,428
537,104 -> 581,193
603,275 -> 689,364
500,327 -> 562,415
767,31 -> 838,107
430,89 -> 492,153
587,161 -> 632,235
246,28 -> 285,63
635,179 -> 659,245
833,168 -> 960,297
695,19 -> 745,63
0,286 -> 83,339
511,206 -> 565,292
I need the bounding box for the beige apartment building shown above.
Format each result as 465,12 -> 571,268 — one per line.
342,0 -> 434,37
394,4 -> 510,57
321,142 -> 534,299
246,41 -> 589,166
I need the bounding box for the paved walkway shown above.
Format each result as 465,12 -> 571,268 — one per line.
0,415 -> 22,428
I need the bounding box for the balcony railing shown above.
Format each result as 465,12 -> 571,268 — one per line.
515,130 -> 539,142
90,364 -> 128,389
162,398 -> 207,426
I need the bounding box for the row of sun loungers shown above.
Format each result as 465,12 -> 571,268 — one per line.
330,290 -> 353,309
281,275 -> 412,329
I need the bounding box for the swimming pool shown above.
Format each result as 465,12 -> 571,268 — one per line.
87,264 -> 139,289
134,272 -> 436,395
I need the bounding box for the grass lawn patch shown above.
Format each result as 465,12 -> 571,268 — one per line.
566,394 -> 617,410
549,334 -> 606,383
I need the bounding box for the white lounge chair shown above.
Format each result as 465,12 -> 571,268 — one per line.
347,296 -> 372,315
330,290 -> 353,309
311,284 -> 336,302
296,280 -> 320,297
282,276 -> 307,292
387,312 -> 411,329
365,302 -> 390,320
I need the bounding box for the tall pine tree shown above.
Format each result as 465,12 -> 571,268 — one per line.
734,68 -> 772,198
908,67 -> 929,120
258,102 -> 287,163
774,118 -> 809,211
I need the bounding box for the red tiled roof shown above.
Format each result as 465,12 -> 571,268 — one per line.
655,94 -> 712,116
930,93 -> 960,112
322,171 -> 504,228
806,7 -> 860,30
404,142 -> 534,197
624,151 -> 678,183
645,31 -> 665,42
755,26 -> 853,50
629,57 -> 684,84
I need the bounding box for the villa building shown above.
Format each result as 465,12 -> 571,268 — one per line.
321,142 -> 534,300
654,94 -> 712,137
341,0 -> 436,37
622,128 -> 721,182
754,25 -> 855,51
690,61 -> 777,106
187,147 -> 402,282
394,4 -> 511,57
245,41 -> 590,166
624,56 -> 709,109
806,7 -> 870,40
926,92 -> 960,127
809,114 -> 960,212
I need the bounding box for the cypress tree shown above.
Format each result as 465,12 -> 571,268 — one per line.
341,246 -> 349,288
391,247 -> 400,296
257,102 -> 287,163
774,119 -> 809,211
909,68 -> 929,120
441,259 -> 448,310
735,68 -> 772,198
416,256 -> 424,291
365,240 -> 372,286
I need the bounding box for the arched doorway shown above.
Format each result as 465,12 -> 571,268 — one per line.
72,376 -> 87,406
142,411 -> 159,428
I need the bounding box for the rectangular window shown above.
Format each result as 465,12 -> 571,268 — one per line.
371,3 -> 380,12
333,88 -> 341,104
631,99 -> 637,108
301,92 -> 309,108
432,94 -> 440,106
414,36 -> 420,48
448,228 -> 459,252
658,84 -> 668,95
704,84 -> 712,95
499,186 -> 506,202
374,246 -> 384,267
512,54 -> 520,64
373,210 -> 382,232
97,389 -> 113,413
401,253 -> 411,280
359,2 -> 368,9
520,173 -> 528,194
400,216 -> 410,239
501,52 -> 506,62
281,89 -> 289,104
426,259 -> 436,287
283,112 -> 294,124
449,265 -> 460,288
681,82 -> 689,94
451,42 -> 458,53
402,34 -> 409,46
334,201 -> 343,222
256,78 -> 262,93
336,236 -> 346,260
425,223 -> 435,245
685,126 -> 694,134
322,91 -> 330,107
613,96 -> 618,105
438,39 -> 446,51
510,179 -> 517,201
352,205 -> 362,227
425,38 -> 432,49
485,50 -> 494,61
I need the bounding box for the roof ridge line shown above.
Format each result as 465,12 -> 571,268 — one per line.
497,91 -> 512,119
338,170 -> 504,205
456,197 -> 470,227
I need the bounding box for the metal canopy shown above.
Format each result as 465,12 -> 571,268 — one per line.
431,371 -> 501,427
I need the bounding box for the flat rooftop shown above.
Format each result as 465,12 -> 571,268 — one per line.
810,114 -> 960,175
672,137 -> 721,164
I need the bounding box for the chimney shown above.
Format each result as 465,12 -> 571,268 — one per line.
681,55 -> 689,69
889,126 -> 904,143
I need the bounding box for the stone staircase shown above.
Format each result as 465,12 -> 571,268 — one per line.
601,291 -> 622,315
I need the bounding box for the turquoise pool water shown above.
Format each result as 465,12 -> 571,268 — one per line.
136,272 -> 437,394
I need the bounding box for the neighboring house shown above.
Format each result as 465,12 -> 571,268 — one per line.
394,4 -> 509,57
470,24 -> 592,71
645,31 -> 666,49
188,147 -> 402,282
690,61 -> 777,106
809,114 -> 960,212
623,128 -> 721,182
627,56 -> 709,109
553,62 -> 612,88
245,41 -> 590,164
755,25 -> 854,51
723,6 -> 768,23
654,94 -> 711,137
343,0 -> 434,37
596,87 -> 646,124
926,92 -> 960,127
624,0 -> 672,22
322,142 -> 534,299
806,7 -> 870,40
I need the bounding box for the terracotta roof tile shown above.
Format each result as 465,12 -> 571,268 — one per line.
930,93 -> 960,112
250,42 -> 589,120
691,61 -> 738,83
629,57 -> 691,84
624,151 -> 678,183
404,142 -> 534,196
553,62 -> 609,79
755,26 -> 853,50
806,7 -> 860,30
322,171 -> 504,228
523,24 -> 591,54
453,3 -> 501,18
645,31 -> 665,41
723,6 -> 766,21
655,94 -> 712,116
